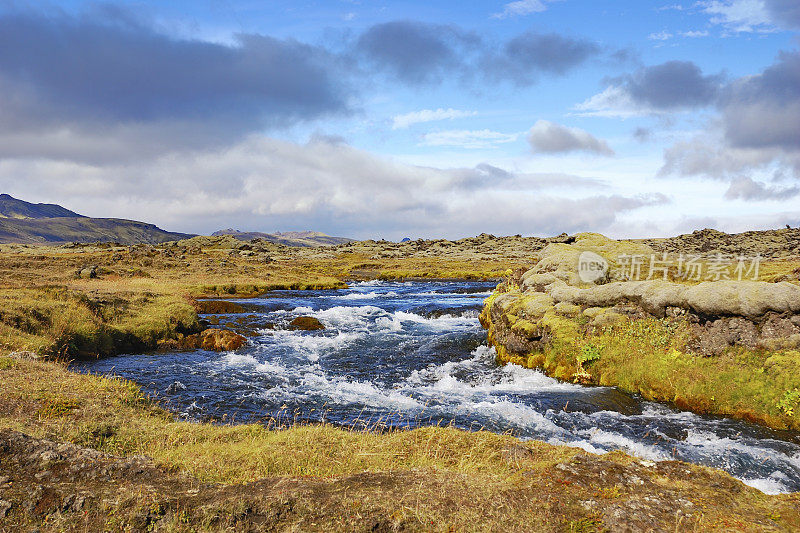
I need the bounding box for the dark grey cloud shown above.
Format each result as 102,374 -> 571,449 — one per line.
720,50 -> 800,151
575,60 -> 724,116
483,31 -> 601,85
621,61 -> 723,110
354,21 -> 479,84
354,22 -> 600,86
0,8 -> 350,141
765,0 -> 800,29
724,177 -> 800,200
527,120 -> 613,155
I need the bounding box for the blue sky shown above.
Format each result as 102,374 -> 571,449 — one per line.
0,0 -> 798,239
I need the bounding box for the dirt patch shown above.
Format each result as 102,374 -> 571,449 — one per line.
195,300 -> 247,314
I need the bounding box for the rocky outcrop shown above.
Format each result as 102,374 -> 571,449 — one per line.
486,233 -> 800,358
480,233 -> 800,429
640,227 -> 800,260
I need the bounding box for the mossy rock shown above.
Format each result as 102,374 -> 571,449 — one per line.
199,329 -> 247,351
530,234 -> 655,282
546,279 -> 800,319
590,311 -> 627,327
518,293 -> 555,319
510,318 -> 546,340
554,302 -> 581,317
582,307 -> 610,318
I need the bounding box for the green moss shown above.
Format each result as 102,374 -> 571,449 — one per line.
510,319 -> 542,339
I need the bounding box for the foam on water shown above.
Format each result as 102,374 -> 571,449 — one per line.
743,475 -> 793,495
73,280 -> 800,494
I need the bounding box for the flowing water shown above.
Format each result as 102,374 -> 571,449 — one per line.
74,280 -> 800,494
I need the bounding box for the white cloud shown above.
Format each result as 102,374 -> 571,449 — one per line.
681,30 -> 710,37
491,0 -> 562,19
659,135 -> 783,179
571,86 -> 650,118
648,30 -> 674,40
420,129 -> 520,148
0,134 -> 658,239
391,108 -> 477,129
724,176 -> 800,200
699,0 -> 774,32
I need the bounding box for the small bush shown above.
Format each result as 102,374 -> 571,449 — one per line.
777,388 -> 800,416
578,343 -> 602,364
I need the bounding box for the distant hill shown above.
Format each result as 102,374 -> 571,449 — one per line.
0,194 -> 193,244
212,228 -> 354,247
0,193 -> 84,219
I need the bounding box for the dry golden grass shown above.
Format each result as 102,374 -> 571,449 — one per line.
0,242 -> 523,358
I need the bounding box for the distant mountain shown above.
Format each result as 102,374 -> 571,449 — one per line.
0,194 -> 193,245
212,228 -> 354,247
0,193 -> 84,219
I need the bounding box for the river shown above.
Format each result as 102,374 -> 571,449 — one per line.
74,280 -> 800,494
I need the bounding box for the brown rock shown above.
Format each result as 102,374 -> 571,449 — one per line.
289,316 -> 325,331
199,329 -> 247,351
169,329 -> 247,351
688,317 -> 759,356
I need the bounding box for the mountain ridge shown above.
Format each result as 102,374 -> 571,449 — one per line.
0,194 -> 193,244
0,193 -> 84,220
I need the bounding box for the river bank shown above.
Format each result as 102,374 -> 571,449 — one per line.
480,233 -> 800,434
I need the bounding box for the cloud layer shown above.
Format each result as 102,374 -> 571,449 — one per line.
0,135 -> 660,238
0,10 -> 349,145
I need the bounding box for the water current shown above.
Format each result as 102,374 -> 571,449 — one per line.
74,280 -> 800,494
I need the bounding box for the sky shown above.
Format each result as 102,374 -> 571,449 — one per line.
0,0 -> 799,240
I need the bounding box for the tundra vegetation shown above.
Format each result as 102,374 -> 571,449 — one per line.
1,230 -> 799,531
